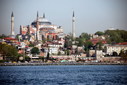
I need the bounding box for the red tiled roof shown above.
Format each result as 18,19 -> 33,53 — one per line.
117,42 -> 127,45
4,37 -> 17,40
89,38 -> 107,44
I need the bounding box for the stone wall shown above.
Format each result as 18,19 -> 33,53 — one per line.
100,57 -> 121,62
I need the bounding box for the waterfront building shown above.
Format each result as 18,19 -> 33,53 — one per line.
105,43 -> 127,55
95,50 -> 121,62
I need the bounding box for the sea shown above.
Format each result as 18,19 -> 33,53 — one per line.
0,65 -> 127,85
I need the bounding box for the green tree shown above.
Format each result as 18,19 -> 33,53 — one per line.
95,31 -> 104,36
96,41 -> 103,50
46,52 -> 50,62
119,50 -> 124,57
0,43 -> 18,61
76,38 -> 85,46
29,44 -> 34,47
121,31 -> 127,42
57,51 -> 61,55
7,45 -> 18,61
0,34 -> 7,39
31,47 -> 40,56
119,50 -> 127,62
25,56 -> 31,62
79,32 -> 90,41
67,50 -> 70,55
64,35 -> 72,48
84,41 -> 93,51
104,29 -> 127,44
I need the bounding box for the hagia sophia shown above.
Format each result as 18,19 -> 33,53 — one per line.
18,12 -> 65,42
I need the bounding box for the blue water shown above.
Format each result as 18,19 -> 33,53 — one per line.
0,65 -> 127,85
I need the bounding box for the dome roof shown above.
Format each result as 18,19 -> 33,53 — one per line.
38,17 -> 48,22
31,15 -> 52,26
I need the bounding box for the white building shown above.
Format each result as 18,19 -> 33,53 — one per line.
106,45 -> 127,55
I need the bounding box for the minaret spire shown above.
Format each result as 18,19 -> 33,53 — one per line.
72,11 -> 76,39
11,12 -> 15,36
20,25 -> 22,34
11,12 -> 14,17
37,11 -> 39,20
73,11 -> 74,17
43,13 -> 45,18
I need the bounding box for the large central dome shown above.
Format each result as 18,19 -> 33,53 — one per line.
31,13 -> 52,26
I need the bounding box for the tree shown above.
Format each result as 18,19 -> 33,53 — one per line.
57,51 -> 61,55
96,41 -> 103,50
8,45 -> 18,61
121,31 -> 127,42
104,29 -> 127,44
84,41 -> 93,51
0,43 -> 18,61
119,50 -> 127,62
95,31 -> 104,36
67,50 -> 70,55
29,43 -> 34,47
76,38 -> 85,46
79,32 -> 90,41
64,35 -> 72,48
45,52 -> 50,62
0,34 -> 7,39
84,41 -> 93,57
119,50 -> 124,57
31,47 -> 40,56
25,56 -> 31,62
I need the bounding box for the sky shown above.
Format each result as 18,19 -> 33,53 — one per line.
0,0 -> 127,36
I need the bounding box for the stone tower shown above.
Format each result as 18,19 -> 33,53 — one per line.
11,12 -> 15,35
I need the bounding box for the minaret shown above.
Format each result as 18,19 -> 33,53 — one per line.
37,11 -> 39,20
36,11 -> 39,41
28,25 -> 30,35
72,11 -> 76,39
11,12 -> 15,35
20,25 -> 22,34
43,13 -> 45,18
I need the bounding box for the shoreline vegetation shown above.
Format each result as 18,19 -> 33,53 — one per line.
0,62 -> 127,66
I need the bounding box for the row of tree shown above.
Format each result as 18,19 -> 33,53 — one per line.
95,29 -> 127,44
0,43 -> 18,62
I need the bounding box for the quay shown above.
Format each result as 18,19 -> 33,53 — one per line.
0,62 -> 127,66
